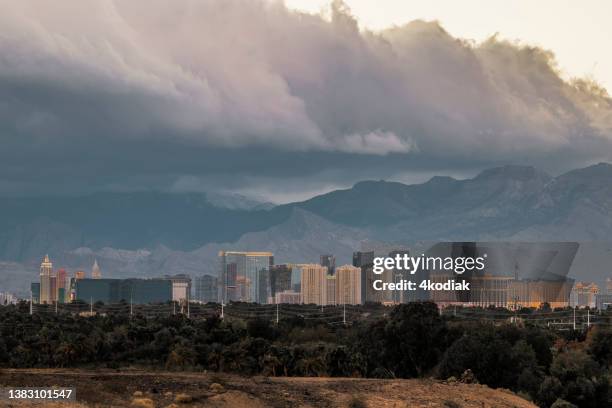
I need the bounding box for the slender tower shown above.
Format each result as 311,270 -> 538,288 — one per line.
92,259 -> 101,279
39,254 -> 53,304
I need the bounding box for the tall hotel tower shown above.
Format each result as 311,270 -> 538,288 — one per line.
299,264 -> 328,305
39,254 -> 55,304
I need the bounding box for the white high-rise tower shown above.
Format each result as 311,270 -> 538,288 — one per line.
39,254 -> 54,304
92,259 -> 101,279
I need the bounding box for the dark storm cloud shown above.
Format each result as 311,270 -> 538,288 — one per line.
0,0 -> 611,200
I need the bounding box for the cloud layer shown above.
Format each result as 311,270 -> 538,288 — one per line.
1,0 -> 611,198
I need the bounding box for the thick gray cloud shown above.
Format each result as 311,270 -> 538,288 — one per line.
0,0 -> 611,200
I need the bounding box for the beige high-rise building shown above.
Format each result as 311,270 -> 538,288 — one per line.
299,264 -> 328,305
325,274 -> 336,306
336,265 -> 362,305
39,254 -> 55,304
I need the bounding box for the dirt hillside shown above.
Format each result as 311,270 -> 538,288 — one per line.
0,369 -> 536,408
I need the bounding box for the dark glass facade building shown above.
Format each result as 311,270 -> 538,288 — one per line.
74,278 -> 172,304
353,251 -> 374,304
195,275 -> 218,303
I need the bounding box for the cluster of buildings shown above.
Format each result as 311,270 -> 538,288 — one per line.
0,291 -> 16,305
27,246 -> 612,310
216,244 -> 612,310
575,278 -> 612,310
218,251 -> 364,306
31,255 -> 192,305
218,251 -> 362,305
216,250 -> 579,308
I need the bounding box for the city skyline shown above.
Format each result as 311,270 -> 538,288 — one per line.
25,246 -> 610,311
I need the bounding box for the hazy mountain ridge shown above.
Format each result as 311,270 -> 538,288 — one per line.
1,163 -> 612,296
2,163 -> 612,259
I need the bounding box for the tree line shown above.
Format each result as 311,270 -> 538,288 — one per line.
0,301 -> 610,408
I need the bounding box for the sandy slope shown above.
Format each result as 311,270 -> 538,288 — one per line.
0,369 -> 536,408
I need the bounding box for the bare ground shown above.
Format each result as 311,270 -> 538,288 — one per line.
0,369 -> 536,408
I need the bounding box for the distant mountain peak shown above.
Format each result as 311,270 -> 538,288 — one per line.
204,191 -> 274,211
474,165 -> 551,182
560,162 -> 612,178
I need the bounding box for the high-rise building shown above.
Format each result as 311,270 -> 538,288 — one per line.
219,251 -> 274,303
92,259 -> 101,279
353,251 -> 374,304
50,275 -> 57,304
269,264 -> 293,300
325,274 -> 336,305
75,270 -> 86,280
387,250 -> 413,304
299,264 -> 328,305
336,265 -> 362,305
320,255 -> 336,275
39,254 -> 55,304
56,268 -> 68,303
195,275 -> 218,303
164,274 -> 192,303
607,278 -> 612,295
30,282 -> 40,304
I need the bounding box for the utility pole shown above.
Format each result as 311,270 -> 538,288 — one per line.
573,306 -> 576,330
55,300 -> 58,314
187,293 -> 190,319
221,302 -> 224,319
173,301 -> 176,316
130,288 -> 133,318
276,303 -> 279,324
90,297 -> 93,315
343,303 -> 346,325
29,290 -> 33,316
587,308 -> 590,328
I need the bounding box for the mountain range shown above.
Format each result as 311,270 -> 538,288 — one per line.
2,163 -> 612,296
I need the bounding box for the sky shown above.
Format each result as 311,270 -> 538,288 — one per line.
286,0 -> 612,91
1,0 -> 611,203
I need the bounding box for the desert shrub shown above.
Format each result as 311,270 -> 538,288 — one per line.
550,398 -> 578,408
587,327 -> 612,369
347,395 -> 367,408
